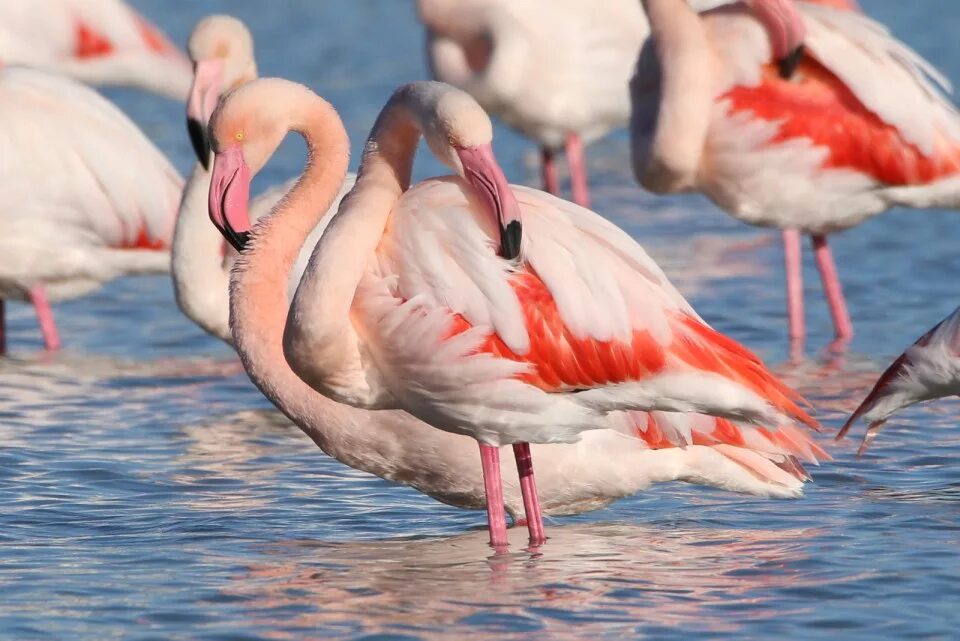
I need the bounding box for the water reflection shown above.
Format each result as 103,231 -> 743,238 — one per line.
219,523 -> 836,640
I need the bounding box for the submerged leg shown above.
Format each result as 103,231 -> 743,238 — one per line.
479,443 -> 508,549
29,287 -> 61,351
512,443 -> 546,547
541,147 -> 560,196
565,133 -> 590,208
783,230 -> 805,344
812,234 -> 853,341
0,300 -> 5,355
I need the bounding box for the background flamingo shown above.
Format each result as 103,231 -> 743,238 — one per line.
172,15 -> 353,342
416,0 -> 650,208
0,0 -> 191,99
839,306 -> 960,454
0,67 -> 182,353
215,80 -> 829,547
206,77 -> 828,549
631,0 -> 960,348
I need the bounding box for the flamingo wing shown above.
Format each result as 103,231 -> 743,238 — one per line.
839,307 -> 960,453
366,179 -> 816,434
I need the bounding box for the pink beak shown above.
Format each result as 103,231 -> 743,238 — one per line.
208,145 -> 252,251
748,0 -> 807,77
187,59 -> 224,168
457,143 -> 522,260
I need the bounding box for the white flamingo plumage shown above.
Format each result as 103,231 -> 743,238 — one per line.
839,307 -> 960,454
0,0 -> 192,100
0,67 -> 182,352
631,0 -> 960,348
207,79 -> 826,548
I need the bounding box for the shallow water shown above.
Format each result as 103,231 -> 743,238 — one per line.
2,1 -> 960,639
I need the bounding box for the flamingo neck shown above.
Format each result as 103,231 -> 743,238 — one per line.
172,163 -> 233,342
229,98 -> 353,445
636,0 -> 715,193
282,90 -> 424,401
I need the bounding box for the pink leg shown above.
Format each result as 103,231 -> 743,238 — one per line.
28,287 -> 61,351
0,300 -> 5,355
565,133 -> 590,208
541,147 -> 560,196
512,443 -> 545,547
783,230 -> 805,342
811,234 -> 853,341
479,443 -> 509,549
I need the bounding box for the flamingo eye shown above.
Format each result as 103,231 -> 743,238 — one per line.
235,130 -> 245,142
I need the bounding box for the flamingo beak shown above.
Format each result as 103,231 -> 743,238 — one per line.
748,0 -> 806,78
457,143 -> 522,260
209,145 -> 252,251
186,59 -> 224,168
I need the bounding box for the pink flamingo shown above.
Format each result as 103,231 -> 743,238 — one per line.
416,0 -> 651,208
208,78 -> 826,547
839,307 -> 960,454
631,0 -> 958,347
205,78 -> 827,549
0,67 -> 182,353
0,0 -> 191,99
173,15 -> 351,342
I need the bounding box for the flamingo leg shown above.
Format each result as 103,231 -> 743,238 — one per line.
0,300 -> 5,355
512,442 -> 546,547
479,443 -> 509,549
783,229 -> 805,342
28,286 -> 61,351
565,133 -> 590,208
811,234 -> 853,341
541,147 -> 560,196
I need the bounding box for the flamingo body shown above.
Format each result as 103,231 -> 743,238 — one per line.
0,0 -> 191,99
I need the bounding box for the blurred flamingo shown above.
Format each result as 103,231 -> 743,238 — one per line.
209,79 -> 827,548
0,0 -> 191,99
839,307 -> 960,454
416,0 -> 651,208
172,15 -> 353,342
0,67 -> 182,353
631,0 -> 960,347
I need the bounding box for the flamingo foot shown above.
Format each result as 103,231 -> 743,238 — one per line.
513,442 -> 546,547
541,147 -> 560,196
783,229 -> 805,344
565,133 -> 590,208
29,287 -> 61,351
811,235 -> 854,341
479,443 -> 509,550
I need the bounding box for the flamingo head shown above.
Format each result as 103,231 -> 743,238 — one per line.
186,15 -> 257,168
747,0 -> 807,78
207,79 -> 309,251
411,82 -> 522,260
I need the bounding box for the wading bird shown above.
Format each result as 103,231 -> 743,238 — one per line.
207,78 -> 826,547
631,0 -> 960,347
0,67 -> 182,352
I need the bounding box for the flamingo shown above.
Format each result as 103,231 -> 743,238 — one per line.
0,66 -> 182,353
172,15 -> 351,342
210,80 -> 825,547
839,307 -> 960,455
416,0 -> 652,208
0,0 -> 191,100
631,0 -> 960,348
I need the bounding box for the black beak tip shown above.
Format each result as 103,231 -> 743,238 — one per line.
187,117 -> 211,169
499,220 -> 522,261
777,44 -> 805,80
225,230 -> 250,253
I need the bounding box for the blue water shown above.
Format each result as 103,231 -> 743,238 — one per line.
2,1 -> 960,639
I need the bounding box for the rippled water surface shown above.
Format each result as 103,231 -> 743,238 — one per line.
3,1 -> 960,639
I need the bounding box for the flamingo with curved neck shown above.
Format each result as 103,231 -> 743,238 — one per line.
209,80 -> 826,549
205,79 -> 827,549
